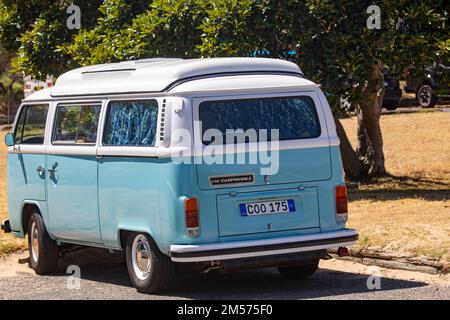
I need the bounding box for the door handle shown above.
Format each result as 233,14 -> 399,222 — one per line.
36,166 -> 45,174
48,162 -> 59,174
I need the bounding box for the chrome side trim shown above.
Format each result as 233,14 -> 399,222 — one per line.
7,145 -> 46,154
8,138 -> 339,157
46,145 -> 97,156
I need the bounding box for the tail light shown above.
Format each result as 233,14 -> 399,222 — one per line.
335,185 -> 348,223
184,198 -> 199,237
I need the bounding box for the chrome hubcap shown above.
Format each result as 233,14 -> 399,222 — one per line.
131,235 -> 151,280
30,221 -> 39,262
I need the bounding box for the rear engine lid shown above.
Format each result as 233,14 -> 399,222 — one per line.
194,93 -> 332,190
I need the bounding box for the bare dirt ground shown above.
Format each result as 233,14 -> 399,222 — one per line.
341,110 -> 450,265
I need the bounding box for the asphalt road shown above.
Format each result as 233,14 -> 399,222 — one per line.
0,249 -> 448,300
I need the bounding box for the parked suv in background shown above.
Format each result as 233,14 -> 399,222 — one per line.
405,61 -> 450,108
383,70 -> 402,110
340,69 -> 402,112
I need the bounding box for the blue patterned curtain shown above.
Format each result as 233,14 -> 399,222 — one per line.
199,96 -> 321,144
105,100 -> 158,146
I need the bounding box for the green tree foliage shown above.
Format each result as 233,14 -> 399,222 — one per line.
0,44 -> 22,118
0,0 -> 104,80
64,1 -> 450,111
0,0 -> 448,177
64,0 -> 201,65
2,0 -> 447,94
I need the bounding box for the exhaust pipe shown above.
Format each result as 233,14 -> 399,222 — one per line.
201,261 -> 221,273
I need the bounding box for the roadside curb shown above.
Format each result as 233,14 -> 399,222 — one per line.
329,248 -> 448,275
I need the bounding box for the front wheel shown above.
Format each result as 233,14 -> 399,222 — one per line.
416,84 -> 437,108
27,212 -> 59,275
277,260 -> 319,279
125,232 -> 175,293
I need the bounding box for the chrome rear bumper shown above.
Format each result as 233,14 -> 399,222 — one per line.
169,229 -> 358,262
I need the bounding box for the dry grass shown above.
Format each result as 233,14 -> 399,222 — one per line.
341,111 -> 450,263
0,130 -> 26,256
0,112 -> 449,264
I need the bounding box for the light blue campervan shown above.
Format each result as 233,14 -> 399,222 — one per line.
2,58 -> 358,293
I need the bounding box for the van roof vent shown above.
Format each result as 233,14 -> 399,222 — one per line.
82,68 -> 136,74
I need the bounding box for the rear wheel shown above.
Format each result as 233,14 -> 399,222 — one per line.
277,260 -> 319,279
416,84 -> 437,108
125,232 -> 175,293
27,212 -> 59,275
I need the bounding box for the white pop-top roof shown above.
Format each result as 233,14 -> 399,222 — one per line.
46,57 -> 303,98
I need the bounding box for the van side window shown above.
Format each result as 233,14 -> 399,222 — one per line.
199,96 -> 321,145
103,100 -> 158,146
14,104 -> 49,145
53,104 -> 101,145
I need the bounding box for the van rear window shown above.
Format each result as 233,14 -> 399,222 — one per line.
199,96 -> 321,145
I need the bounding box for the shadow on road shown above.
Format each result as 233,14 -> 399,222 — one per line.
170,267 -> 427,300
42,248 -> 429,299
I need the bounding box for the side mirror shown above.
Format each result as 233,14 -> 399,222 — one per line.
4,133 -> 15,147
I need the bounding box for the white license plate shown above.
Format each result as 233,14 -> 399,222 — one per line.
239,199 -> 296,216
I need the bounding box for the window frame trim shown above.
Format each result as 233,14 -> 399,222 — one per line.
13,103 -> 50,146
13,104 -> 26,145
196,93 -> 324,147
51,102 -> 103,146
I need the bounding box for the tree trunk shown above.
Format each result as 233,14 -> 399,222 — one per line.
356,60 -> 387,177
355,109 -> 367,157
334,117 -> 364,181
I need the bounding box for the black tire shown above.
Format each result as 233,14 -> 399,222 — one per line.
27,212 -> 59,275
125,232 -> 174,293
277,260 -> 319,279
416,84 -> 437,108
